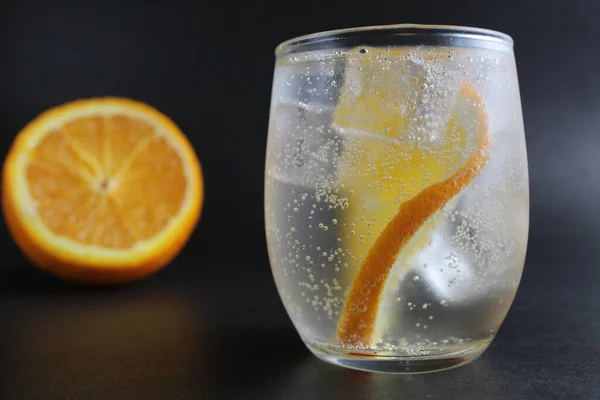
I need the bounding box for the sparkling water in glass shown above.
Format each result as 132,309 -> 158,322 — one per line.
265,24 -> 529,373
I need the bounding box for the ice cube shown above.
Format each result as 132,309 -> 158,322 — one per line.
272,54 -> 342,112
267,102 -> 341,187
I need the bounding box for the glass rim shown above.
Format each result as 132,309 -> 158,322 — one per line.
275,24 -> 514,56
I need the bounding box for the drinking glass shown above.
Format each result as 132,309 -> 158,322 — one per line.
265,24 -> 529,373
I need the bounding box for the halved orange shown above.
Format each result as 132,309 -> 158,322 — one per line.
2,98 -> 203,284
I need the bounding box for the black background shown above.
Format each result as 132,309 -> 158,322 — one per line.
0,0 -> 599,399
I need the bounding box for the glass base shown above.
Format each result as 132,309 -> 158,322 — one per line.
306,342 -> 489,374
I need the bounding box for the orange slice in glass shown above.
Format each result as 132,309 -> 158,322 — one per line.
333,48 -> 489,346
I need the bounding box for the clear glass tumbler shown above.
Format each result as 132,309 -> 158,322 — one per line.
265,24 -> 529,373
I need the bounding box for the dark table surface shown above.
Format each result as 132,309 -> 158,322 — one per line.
0,232 -> 598,400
